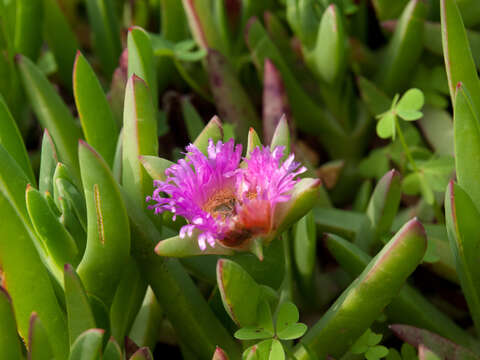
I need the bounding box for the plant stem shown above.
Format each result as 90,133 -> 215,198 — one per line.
395,118 -> 418,172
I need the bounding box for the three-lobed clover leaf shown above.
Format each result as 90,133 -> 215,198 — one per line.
275,301 -> 308,340
376,88 -> 425,140
236,300 -> 307,360
351,329 -> 389,360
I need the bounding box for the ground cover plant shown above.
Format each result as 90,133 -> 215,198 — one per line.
2,0 -> 480,359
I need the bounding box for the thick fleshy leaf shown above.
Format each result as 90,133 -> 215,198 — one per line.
310,4 -> 347,84
110,260 -> 147,345
77,141 -> 130,307
68,329 -> 104,360
206,49 -> 261,145
263,59 -> 291,144
26,186 -> 79,274
103,338 -> 122,360
128,27 -> 158,104
182,0 -> 227,53
0,288 -> 22,360
445,181 -> 480,335
325,233 -> 479,350
0,94 -> 35,184
246,127 -> 262,156
0,190 -> 68,358
217,259 -> 263,327
453,84 -> 480,211
294,219 -> 426,359
273,178 -> 321,237
39,129 -> 58,195
419,107 -> 454,156
212,347 -> 229,360
193,115 -> 224,155
377,0 -> 426,93
73,51 -> 118,167
270,115 -> 290,155
64,264 -> 96,345
17,55 -> 82,176
391,325 -> 479,360
139,155 -> 173,182
441,0 -> 480,112
42,0 -> 79,87
14,0 -> 43,60
84,0 -> 121,79
129,347 -> 153,360
28,313 -> 54,360
292,211 -> 316,299
129,287 -> 163,349
364,169 -> 402,248
155,234 -> 235,257
122,75 -> 158,209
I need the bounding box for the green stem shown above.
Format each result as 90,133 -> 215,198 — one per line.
395,118 -> 418,172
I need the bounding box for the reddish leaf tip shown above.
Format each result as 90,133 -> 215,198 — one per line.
64,263 -> 73,272
456,81 -> 463,89
14,54 -> 22,64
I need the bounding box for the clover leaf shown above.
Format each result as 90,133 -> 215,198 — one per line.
376,88 -> 425,140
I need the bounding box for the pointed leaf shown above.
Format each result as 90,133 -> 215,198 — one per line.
139,155 -> 174,182
263,59 -> 291,144
445,181 -> 480,335
270,114 -> 290,155
246,127 -> 262,156
28,313 -> 54,360
64,264 -> 96,345
103,338 -> 122,360
156,234 -> 234,257
84,0 -> 121,78
193,115 -> 224,155
43,0 -> 79,87
0,288 -> 22,360
294,219 -> 427,359
453,83 -> 480,211
129,347 -> 153,360
73,51 -> 118,167
39,129 -> 58,195
26,186 -> 79,273
17,55 -> 82,177
122,75 -> 158,209
77,141 -> 130,306
441,0 -> 480,112
310,4 -> 347,84
68,329 -> 104,360
212,346 -> 229,360
325,233 -> 480,351
378,0 -> 426,93
0,94 -> 35,183
391,325 -> 479,360
181,97 -> 205,142
128,27 -> 158,104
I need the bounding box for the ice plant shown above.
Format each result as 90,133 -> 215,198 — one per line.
147,138 -> 307,252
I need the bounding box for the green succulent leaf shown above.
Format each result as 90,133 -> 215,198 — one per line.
68,328 -> 104,360
28,313 -> 54,360
0,288 -> 22,360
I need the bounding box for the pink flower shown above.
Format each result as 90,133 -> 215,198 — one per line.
147,139 -> 306,251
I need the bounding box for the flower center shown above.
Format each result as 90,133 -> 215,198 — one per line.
202,188 -> 237,220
